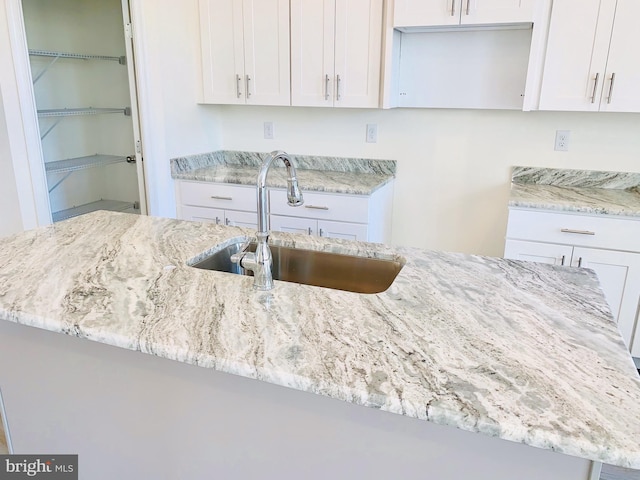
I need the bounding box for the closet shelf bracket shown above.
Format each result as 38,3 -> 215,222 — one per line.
29,49 -> 126,84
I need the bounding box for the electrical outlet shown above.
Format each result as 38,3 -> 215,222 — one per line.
264,122 -> 274,140
555,130 -> 570,151
366,124 -> 377,143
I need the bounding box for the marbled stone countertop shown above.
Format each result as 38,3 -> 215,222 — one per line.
1,211 -> 639,468
170,150 -> 396,195
509,167 -> 640,217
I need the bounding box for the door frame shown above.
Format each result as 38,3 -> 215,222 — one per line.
2,0 -> 50,228
2,0 -> 151,226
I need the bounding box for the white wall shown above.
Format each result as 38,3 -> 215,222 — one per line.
211,105 -> 640,256
0,86 -> 23,237
131,0 -> 223,217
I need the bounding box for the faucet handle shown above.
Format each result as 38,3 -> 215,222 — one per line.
230,237 -> 254,264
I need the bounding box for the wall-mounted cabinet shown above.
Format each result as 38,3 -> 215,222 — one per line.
290,0 -> 383,108
539,0 -> 640,112
23,0 -> 145,222
199,0 -> 290,105
394,0 -> 535,28
396,27 -> 533,109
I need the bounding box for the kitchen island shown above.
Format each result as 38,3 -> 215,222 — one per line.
0,211 -> 639,479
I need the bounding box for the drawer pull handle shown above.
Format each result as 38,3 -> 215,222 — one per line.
211,196 -> 233,201
305,205 -> 329,210
560,228 -> 595,236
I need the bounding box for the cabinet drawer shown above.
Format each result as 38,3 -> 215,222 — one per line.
178,181 -> 256,211
506,209 -> 640,253
270,190 -> 369,223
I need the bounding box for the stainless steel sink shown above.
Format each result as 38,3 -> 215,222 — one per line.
191,241 -> 404,294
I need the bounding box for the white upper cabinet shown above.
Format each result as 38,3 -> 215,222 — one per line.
539,0 -> 640,112
291,0 -> 383,108
599,0 -> 640,112
199,0 -> 290,105
393,0 -> 534,28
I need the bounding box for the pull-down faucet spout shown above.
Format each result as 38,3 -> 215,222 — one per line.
231,151 -> 304,290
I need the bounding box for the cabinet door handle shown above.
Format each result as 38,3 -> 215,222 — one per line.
607,72 -> 616,104
246,75 -> 251,98
304,205 -> 329,210
215,216 -> 221,225
336,75 -> 342,101
561,228 -> 595,236
591,73 -> 600,104
325,74 -> 330,100
308,227 -> 312,235
450,0 -> 456,16
577,257 -> 583,268
236,74 -> 242,98
560,255 -> 565,266
319,228 -> 324,237
211,195 -> 233,201
225,218 -> 231,226
465,0 -> 470,15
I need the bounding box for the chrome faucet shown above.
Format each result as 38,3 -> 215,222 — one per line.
231,151 -> 304,290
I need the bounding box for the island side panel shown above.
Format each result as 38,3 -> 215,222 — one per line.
0,320 -> 593,480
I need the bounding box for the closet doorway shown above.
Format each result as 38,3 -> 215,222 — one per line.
21,0 -> 147,222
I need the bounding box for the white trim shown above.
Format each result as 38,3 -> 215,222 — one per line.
588,461 -> 603,480
522,0 -> 552,111
2,0 -> 51,228
127,0 -> 169,217
0,387 -> 13,454
121,0 -> 149,215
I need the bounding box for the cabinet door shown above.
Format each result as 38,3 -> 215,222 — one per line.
599,0 -> 640,113
199,0 -> 245,104
539,0 -> 616,111
394,0 -> 461,27
573,247 -> 640,351
225,210 -> 258,230
270,215 -> 317,235
291,0 -> 335,107
462,0 -> 534,24
334,0 -> 383,108
242,0 -> 290,105
318,220 -> 368,241
504,239 -> 573,266
179,205 -> 225,225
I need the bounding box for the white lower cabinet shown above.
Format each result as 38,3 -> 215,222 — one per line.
270,215 -> 368,241
180,205 -> 258,229
176,181 -> 258,229
269,184 -> 393,243
175,179 -> 394,244
505,209 -> 640,356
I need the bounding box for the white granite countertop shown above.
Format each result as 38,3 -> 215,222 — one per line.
1,211 -> 639,468
172,164 -> 394,196
170,150 -> 396,195
509,166 -> 640,217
